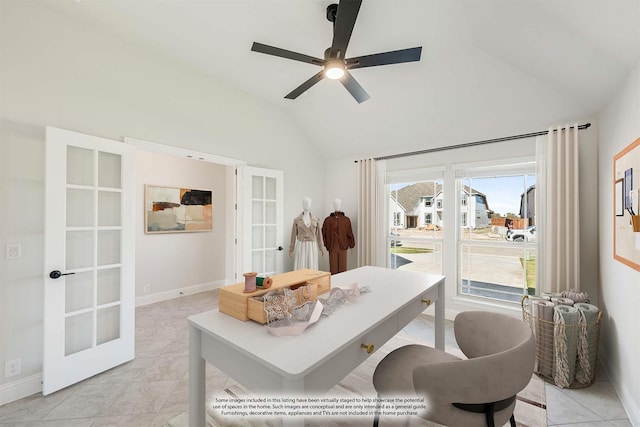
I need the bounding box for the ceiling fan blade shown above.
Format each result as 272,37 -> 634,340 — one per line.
330,0 -> 362,59
251,42 -> 324,66
346,47 -> 422,70
340,71 -> 370,103
284,71 -> 326,100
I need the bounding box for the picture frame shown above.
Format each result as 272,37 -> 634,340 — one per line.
615,179 -> 624,217
624,168 -> 633,210
145,185 -> 213,233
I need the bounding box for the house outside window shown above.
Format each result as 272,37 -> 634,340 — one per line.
462,194 -> 468,206
386,172 -> 444,276
436,199 -> 442,209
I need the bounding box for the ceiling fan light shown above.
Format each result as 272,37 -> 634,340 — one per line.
325,61 -> 345,80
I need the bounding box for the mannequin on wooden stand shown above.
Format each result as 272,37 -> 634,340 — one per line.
322,198 -> 355,274
289,197 -> 324,270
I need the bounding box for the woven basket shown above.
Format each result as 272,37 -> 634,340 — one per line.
521,295 -> 602,388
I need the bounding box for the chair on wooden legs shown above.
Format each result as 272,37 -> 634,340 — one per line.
372,311 -> 535,427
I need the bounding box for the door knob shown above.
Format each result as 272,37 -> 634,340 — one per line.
49,270 -> 75,279
277,246 -> 284,251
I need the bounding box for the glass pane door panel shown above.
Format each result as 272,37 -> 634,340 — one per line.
252,226 -> 264,249
65,271 -> 94,313
265,225 -> 276,247
65,312 -> 93,356
265,250 -> 276,273
98,191 -> 121,226
252,251 -> 264,274
66,231 -> 94,270
252,176 -> 264,199
97,268 -> 121,305
67,146 -> 94,186
96,306 -> 120,345
98,152 -> 121,189
67,189 -> 94,227
97,230 -> 120,266
265,177 -> 276,199
252,201 -> 264,224
265,201 -> 276,224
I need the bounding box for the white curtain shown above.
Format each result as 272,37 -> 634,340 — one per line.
357,159 -> 386,267
536,124 -> 580,293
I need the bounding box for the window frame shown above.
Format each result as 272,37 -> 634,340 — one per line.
454,158 -> 537,305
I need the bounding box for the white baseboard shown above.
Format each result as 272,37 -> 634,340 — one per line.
600,354 -> 640,425
0,373 -> 42,406
135,279 -> 227,307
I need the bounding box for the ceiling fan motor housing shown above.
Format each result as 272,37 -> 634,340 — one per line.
326,4 -> 338,23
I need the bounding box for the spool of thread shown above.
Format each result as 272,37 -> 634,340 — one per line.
243,272 -> 258,293
256,276 -> 273,289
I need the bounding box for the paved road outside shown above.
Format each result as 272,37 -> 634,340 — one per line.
390,227 -> 535,301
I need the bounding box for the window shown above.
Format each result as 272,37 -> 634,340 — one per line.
386,169 -> 444,276
456,161 -> 536,304
385,159 -> 536,307
393,212 -> 402,226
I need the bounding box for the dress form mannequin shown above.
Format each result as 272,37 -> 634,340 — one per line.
289,197 -> 324,270
322,198 -> 355,274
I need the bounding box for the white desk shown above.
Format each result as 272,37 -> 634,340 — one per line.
188,266 -> 445,427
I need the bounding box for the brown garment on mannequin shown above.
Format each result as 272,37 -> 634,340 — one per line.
322,211 -> 355,274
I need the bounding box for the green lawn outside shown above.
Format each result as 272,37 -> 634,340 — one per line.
391,247 -> 434,254
519,257 -> 537,293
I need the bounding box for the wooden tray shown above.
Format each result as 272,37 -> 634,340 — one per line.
218,269 -> 331,323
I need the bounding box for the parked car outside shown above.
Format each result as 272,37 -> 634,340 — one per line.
506,225 -> 536,242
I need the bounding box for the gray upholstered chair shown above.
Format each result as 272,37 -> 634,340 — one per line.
373,311 -> 535,427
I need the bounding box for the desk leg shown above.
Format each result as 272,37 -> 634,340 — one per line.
189,324 -> 206,427
435,281 -> 445,351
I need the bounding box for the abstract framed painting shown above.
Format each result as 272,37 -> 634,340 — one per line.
145,185 -> 212,233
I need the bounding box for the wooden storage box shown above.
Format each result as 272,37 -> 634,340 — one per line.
219,269 -> 331,323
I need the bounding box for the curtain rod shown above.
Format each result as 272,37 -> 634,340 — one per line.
355,123 -> 591,162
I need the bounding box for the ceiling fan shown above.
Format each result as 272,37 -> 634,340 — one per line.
251,0 -> 422,103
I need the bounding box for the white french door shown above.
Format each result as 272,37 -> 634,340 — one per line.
238,166 -> 284,278
43,127 -> 135,395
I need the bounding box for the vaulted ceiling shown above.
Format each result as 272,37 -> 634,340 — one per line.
45,0 -> 640,160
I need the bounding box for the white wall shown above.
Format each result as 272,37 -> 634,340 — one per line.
0,1 -> 325,398
597,60 -> 640,424
135,151 -> 227,299
326,127 -> 600,319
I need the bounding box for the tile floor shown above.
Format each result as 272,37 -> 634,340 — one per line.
0,290 -> 632,427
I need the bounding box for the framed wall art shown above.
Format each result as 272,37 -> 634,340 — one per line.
145,185 -> 213,233
615,179 -> 624,216
613,137 -> 640,271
